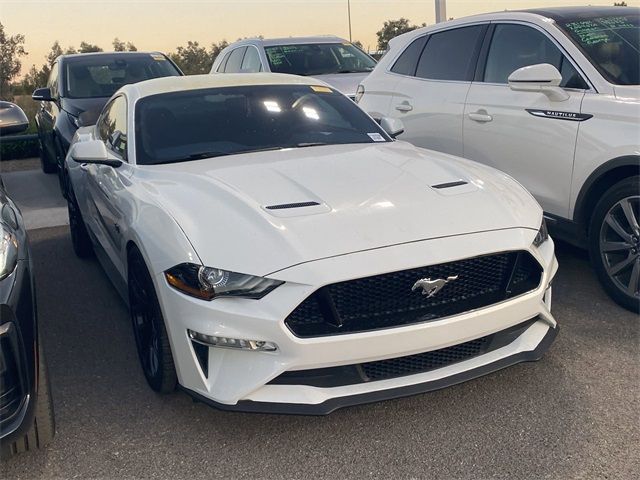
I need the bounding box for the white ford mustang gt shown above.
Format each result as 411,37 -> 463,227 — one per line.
65,73 -> 558,414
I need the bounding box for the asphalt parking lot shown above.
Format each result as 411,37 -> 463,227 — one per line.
1,162 -> 638,479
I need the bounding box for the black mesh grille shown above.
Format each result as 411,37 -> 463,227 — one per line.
285,251 -> 542,337
269,319 -> 536,388
362,336 -> 489,381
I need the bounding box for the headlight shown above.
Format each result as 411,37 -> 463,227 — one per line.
354,84 -> 365,103
0,223 -> 19,281
164,263 -> 284,301
533,218 -> 549,247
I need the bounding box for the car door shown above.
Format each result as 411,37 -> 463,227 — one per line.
38,62 -> 61,160
463,22 -> 590,218
83,95 -> 130,277
388,24 -> 488,157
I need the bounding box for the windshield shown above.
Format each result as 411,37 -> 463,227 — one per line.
264,43 -> 376,76
134,84 -> 391,165
557,13 -> 639,85
64,54 -> 181,99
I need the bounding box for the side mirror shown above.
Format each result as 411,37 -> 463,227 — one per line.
69,140 -> 122,167
32,87 -> 53,102
379,116 -> 404,138
508,63 -> 569,102
0,102 -> 29,135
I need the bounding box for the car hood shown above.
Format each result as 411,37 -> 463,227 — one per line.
311,72 -> 370,97
137,142 -> 541,276
60,97 -> 109,117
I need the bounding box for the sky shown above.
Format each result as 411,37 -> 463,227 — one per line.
2,0 -> 639,77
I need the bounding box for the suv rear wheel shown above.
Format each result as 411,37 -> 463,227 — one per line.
589,176 -> 640,312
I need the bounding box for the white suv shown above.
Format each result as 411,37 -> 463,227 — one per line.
357,6 -> 639,311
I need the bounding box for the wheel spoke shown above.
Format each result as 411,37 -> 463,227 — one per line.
607,252 -> 635,276
605,213 -> 633,243
601,241 -> 632,252
627,260 -> 640,296
620,198 -> 640,236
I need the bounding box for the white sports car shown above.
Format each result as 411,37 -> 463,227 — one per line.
65,74 -> 558,414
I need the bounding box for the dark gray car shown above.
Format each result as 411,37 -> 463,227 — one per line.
32,51 -> 183,197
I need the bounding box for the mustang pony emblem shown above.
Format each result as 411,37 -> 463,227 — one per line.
412,275 -> 459,298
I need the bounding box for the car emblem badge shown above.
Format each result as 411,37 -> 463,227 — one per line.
412,275 -> 459,298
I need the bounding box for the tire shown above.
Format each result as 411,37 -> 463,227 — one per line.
67,188 -> 94,258
589,175 -> 640,312
128,247 -> 177,393
38,137 -> 57,174
0,340 -> 56,460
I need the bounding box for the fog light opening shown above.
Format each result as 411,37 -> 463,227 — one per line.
188,330 -> 278,352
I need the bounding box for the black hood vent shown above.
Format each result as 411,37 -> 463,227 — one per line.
265,201 -> 320,210
431,180 -> 468,189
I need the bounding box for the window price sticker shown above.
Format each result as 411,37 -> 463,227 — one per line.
368,133 -> 386,142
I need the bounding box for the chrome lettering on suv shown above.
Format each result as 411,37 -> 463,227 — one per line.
526,109 -> 593,122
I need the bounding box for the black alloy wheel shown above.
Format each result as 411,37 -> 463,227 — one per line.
128,248 -> 177,393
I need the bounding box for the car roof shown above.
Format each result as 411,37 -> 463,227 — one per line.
521,6 -> 638,22
389,6 -> 637,46
59,51 -> 169,63
231,36 -> 348,48
122,73 -> 329,99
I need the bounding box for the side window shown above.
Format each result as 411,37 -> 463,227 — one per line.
48,62 -> 59,97
415,25 -> 486,81
98,96 -> 128,160
224,47 -> 247,73
390,36 -> 428,76
216,53 -> 230,72
240,47 -> 262,73
484,24 -> 587,88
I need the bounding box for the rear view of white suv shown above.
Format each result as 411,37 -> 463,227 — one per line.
357,6 -> 640,311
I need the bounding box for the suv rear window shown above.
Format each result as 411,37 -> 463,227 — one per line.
64,54 -> 181,99
415,25 -> 486,81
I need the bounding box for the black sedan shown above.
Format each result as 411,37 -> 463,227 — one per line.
32,51 -> 182,196
0,104 -> 55,459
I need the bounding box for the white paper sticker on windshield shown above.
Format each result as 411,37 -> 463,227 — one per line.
368,133 -> 385,142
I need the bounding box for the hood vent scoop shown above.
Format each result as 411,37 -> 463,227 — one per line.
265,201 -> 321,210
431,180 -> 468,189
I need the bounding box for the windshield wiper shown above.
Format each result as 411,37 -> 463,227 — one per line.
295,142 -> 329,148
335,69 -> 373,74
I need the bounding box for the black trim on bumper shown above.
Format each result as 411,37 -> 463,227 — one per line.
181,323 -> 559,416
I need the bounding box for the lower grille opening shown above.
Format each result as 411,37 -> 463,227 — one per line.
269,319 -> 536,388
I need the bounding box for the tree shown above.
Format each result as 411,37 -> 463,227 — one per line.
0,22 -> 27,99
46,41 -> 64,66
78,41 -> 102,53
169,41 -> 209,74
352,40 -> 364,49
376,18 -> 426,51
113,38 -> 137,51
210,40 -> 228,62
614,2 -> 628,5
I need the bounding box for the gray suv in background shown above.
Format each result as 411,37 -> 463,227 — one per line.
210,36 -> 376,98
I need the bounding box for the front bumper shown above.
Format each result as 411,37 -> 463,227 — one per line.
154,228 -> 558,414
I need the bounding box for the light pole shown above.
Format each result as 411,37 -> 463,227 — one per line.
347,0 -> 353,42
435,0 -> 447,23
